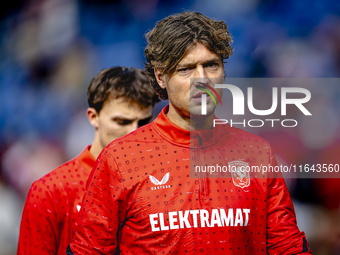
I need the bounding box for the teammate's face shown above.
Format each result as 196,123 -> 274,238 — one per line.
94,97 -> 153,149
156,43 -> 224,121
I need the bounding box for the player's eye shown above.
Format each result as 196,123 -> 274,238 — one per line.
178,68 -> 188,72
114,119 -> 133,125
205,62 -> 219,69
138,117 -> 152,127
177,66 -> 193,74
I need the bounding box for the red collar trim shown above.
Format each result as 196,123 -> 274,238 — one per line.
153,106 -> 223,147
76,145 -> 96,173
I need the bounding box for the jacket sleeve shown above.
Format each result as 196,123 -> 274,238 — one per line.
266,144 -> 312,254
69,148 -> 127,254
17,180 -> 58,255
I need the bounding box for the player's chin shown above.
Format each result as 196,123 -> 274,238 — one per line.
189,104 -> 216,119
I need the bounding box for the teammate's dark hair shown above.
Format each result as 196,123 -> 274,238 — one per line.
87,66 -> 160,113
144,11 -> 233,100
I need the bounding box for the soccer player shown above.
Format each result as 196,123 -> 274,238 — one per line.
68,12 -> 312,254
17,66 -> 160,255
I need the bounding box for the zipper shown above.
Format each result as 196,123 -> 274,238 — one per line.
196,131 -> 209,200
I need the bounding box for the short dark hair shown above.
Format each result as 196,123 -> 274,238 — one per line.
87,66 -> 160,113
144,11 -> 233,100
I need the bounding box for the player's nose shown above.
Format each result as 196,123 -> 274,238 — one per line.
195,66 -> 207,79
192,67 -> 208,90
193,66 -> 209,85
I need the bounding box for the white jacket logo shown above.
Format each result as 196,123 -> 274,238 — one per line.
228,161 -> 250,188
149,173 -> 171,190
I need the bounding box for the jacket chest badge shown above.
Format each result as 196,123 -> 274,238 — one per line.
228,161 -> 250,188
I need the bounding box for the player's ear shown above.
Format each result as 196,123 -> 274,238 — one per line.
154,68 -> 166,89
222,64 -> 226,79
87,107 -> 99,129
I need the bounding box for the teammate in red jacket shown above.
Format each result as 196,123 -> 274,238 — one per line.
68,12 -> 312,254
17,66 -> 159,255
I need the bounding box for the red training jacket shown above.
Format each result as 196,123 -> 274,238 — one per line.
17,146 -> 95,255
69,106 -> 311,255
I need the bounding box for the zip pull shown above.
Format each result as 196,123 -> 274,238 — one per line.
198,133 -> 202,146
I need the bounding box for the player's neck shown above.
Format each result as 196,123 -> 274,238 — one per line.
166,106 -> 214,130
190,114 -> 215,130
89,137 -> 103,160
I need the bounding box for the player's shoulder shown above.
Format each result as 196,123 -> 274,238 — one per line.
30,156 -> 80,193
104,123 -> 158,153
122,122 -> 157,141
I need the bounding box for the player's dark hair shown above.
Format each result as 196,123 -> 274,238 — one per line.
144,11 -> 233,100
87,66 -> 160,113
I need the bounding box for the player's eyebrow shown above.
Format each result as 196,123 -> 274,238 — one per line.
112,115 -> 134,120
176,58 -> 221,69
112,115 -> 153,121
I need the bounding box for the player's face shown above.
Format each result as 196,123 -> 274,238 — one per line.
157,43 -> 224,119
96,97 -> 153,148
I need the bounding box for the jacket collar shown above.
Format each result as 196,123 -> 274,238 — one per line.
76,145 -> 96,173
153,106 -> 224,147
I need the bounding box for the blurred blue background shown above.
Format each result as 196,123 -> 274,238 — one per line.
1,0 -> 340,254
